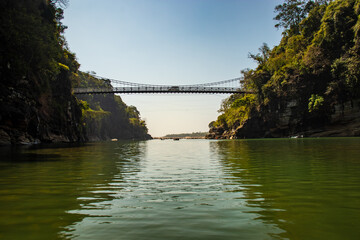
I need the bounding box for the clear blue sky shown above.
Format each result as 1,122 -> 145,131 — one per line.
63,0 -> 283,137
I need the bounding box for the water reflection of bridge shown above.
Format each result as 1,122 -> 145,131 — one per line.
74,77 -> 249,94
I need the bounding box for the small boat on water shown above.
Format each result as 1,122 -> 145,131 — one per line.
173,138 -> 180,141
111,138 -> 118,142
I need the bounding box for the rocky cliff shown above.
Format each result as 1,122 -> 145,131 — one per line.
0,0 -> 150,145
207,99 -> 360,139
0,71 -> 85,145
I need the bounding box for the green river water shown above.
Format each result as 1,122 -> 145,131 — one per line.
0,138 -> 359,239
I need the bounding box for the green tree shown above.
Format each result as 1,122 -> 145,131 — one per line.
274,0 -> 331,34
210,0 -> 360,139
248,43 -> 271,65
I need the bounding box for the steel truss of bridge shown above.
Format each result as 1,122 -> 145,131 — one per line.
73,77 -> 249,95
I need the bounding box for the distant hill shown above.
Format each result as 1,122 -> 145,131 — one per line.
163,132 -> 207,138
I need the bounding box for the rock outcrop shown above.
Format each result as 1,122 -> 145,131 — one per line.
0,74 -> 85,145
207,99 -> 360,139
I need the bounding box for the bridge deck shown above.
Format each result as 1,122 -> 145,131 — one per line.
73,86 -> 248,94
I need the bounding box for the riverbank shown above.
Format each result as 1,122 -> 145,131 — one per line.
153,137 -> 205,140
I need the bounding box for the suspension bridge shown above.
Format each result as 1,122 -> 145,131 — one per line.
73,76 -> 249,94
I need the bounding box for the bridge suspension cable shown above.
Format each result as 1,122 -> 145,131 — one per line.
94,75 -> 242,88
74,75 -> 248,94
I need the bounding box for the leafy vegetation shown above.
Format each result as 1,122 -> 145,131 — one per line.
210,0 -> 360,138
73,72 -> 150,140
211,94 -> 256,130
0,0 -> 150,143
0,0 -> 86,143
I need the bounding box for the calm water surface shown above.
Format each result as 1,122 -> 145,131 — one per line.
0,138 -> 360,239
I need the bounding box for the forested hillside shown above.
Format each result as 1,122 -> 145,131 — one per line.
0,0 -> 150,144
73,72 -> 151,141
208,0 -> 360,139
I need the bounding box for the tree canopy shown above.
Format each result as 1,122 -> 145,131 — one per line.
274,0 -> 332,34
211,0 -> 360,138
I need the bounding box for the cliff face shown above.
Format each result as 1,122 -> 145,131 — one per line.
208,99 -> 360,139
0,72 -> 151,145
0,71 -> 85,145
305,100 -> 360,137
